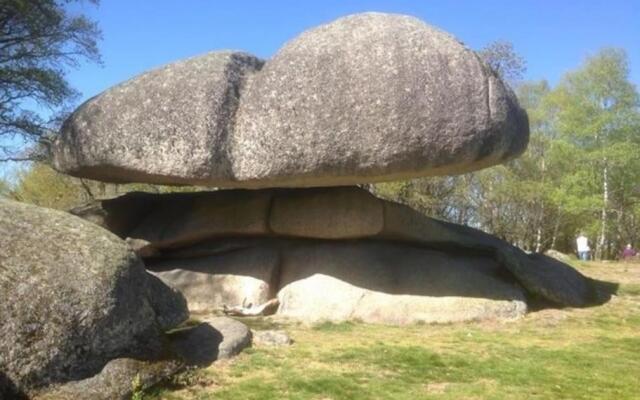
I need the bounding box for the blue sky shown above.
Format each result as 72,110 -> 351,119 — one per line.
67,0 -> 640,103
2,0 -> 638,178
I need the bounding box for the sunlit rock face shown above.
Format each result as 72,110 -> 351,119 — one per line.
51,13 -> 528,188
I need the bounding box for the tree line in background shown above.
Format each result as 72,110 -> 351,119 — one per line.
0,1 -> 638,260
376,47 -> 640,259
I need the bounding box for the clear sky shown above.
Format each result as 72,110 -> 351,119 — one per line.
67,0 -> 640,103
2,0 -> 638,179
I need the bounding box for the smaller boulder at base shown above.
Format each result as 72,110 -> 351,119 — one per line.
0,199 -> 188,396
169,317 -> 252,365
253,330 -> 293,347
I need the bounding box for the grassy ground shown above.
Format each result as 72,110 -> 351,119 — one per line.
148,261 -> 640,400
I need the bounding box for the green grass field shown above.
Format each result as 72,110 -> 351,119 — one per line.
149,261 -> 640,400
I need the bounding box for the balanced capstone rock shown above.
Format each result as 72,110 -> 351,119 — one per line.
51,13 -> 528,188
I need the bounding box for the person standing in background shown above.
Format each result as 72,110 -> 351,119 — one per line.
576,233 -> 590,261
621,244 -> 637,261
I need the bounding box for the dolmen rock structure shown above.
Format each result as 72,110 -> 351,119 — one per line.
52,12 -> 603,320
1,12 -> 607,399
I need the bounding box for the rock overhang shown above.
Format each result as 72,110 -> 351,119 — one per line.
51,12 -> 529,188
72,186 -> 599,312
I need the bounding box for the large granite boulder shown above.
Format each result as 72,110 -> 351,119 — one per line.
51,13 -> 528,188
51,51 -> 263,185
0,199 -> 188,397
233,12 -> 528,186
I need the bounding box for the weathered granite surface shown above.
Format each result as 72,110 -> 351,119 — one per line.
72,187 -> 601,318
0,199 -> 188,396
51,13 -> 528,188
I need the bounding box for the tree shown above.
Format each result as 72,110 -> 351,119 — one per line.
0,0 -> 101,162
547,48 -> 640,259
478,40 -> 527,82
9,162 -> 204,210
373,40 -> 529,235
9,162 -> 88,209
373,47 -> 640,260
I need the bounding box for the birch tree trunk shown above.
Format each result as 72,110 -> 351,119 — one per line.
550,213 -> 561,250
535,149 -> 547,253
597,160 -> 609,260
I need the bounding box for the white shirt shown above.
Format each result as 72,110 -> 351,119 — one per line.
576,236 -> 590,252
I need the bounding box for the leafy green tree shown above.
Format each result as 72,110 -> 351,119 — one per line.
9,162 -> 204,210
374,48 -> 639,260
9,162 -> 88,209
0,0 -> 101,161
547,48 -> 640,259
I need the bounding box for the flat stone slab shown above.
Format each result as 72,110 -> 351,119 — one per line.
276,241 -> 527,325
72,187 -> 601,313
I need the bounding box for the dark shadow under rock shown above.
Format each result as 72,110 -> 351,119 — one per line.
524,253 -> 601,307
145,272 -> 190,331
587,278 -> 619,305
168,317 -> 252,366
380,201 -> 611,308
168,324 -> 222,367
147,243 -> 279,313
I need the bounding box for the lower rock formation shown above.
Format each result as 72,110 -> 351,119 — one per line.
0,199 -> 189,398
73,186 -> 605,325
0,199 -> 251,399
